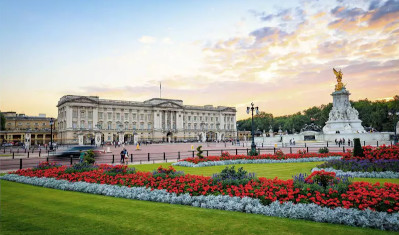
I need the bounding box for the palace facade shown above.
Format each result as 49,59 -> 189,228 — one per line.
0,112 -> 57,146
57,95 -> 237,144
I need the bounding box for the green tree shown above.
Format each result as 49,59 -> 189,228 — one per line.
0,113 -> 5,131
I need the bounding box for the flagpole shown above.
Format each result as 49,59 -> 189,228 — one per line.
160,82 -> 162,98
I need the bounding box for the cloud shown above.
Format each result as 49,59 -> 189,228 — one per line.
369,0 -> 399,22
138,36 -> 156,44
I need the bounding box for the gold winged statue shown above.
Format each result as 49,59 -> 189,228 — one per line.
333,68 -> 345,91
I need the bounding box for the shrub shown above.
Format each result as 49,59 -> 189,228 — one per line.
64,162 -> 99,174
248,148 -> 259,156
103,165 -> 136,176
293,171 -> 352,194
352,138 -> 364,158
84,150 -> 96,164
318,147 -> 329,154
196,146 -> 204,159
152,165 -> 184,179
297,149 -> 307,154
34,161 -> 62,170
275,150 -> 284,158
221,151 -> 230,158
212,166 -> 256,186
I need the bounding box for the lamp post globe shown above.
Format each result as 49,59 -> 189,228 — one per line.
49,118 -> 54,151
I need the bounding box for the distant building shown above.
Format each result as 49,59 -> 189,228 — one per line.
57,95 -> 237,144
0,112 -> 57,145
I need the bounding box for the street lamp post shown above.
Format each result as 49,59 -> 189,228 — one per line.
246,102 -> 259,152
49,118 -> 54,151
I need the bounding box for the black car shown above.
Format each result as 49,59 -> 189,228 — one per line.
55,146 -> 100,158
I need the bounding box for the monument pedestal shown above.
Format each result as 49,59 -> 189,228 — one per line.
323,88 -> 365,134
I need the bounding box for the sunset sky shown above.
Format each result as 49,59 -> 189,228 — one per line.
0,0 -> 398,120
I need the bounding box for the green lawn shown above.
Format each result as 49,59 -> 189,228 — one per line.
1,180 -> 396,235
132,162 -> 399,184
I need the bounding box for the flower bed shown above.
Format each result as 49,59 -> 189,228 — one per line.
2,174 -> 399,231
8,163 -> 399,214
311,167 -> 399,179
317,159 -> 399,173
344,145 -> 399,161
173,156 -> 343,167
181,152 -> 350,164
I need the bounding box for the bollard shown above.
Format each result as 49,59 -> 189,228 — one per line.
262,143 -> 263,147
178,151 -> 180,160
163,152 -> 166,160
377,141 -> 379,147
258,148 -> 260,154
12,152 -> 15,159
112,154 -> 115,163
290,147 -> 292,154
207,150 -> 209,156
148,153 -> 150,161
307,147 -> 309,153
327,141 -> 329,147
20,159 -> 22,169
363,141 -> 365,146
246,148 -> 249,155
28,152 -> 29,158
235,149 -> 238,155
47,157 -> 49,162
192,151 -> 194,158
342,146 -> 345,153
273,147 -> 276,154
305,143 -> 307,148
70,157 -> 73,165
17,148 -> 19,153
39,150 -> 41,157
131,154 -> 133,162
221,150 -> 223,155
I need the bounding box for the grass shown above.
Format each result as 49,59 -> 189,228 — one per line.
1,180 -> 396,235
132,162 -> 399,184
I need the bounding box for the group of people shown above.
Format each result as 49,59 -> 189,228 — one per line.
289,139 -> 296,145
335,138 -> 351,147
120,148 -> 129,164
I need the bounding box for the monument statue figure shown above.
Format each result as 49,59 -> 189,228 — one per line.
323,69 -> 365,134
333,68 -> 345,91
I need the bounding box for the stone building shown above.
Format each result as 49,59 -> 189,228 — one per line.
56,95 -> 237,145
0,112 -> 57,146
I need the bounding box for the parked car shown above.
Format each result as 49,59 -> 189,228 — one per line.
2,143 -> 13,147
55,146 -> 104,158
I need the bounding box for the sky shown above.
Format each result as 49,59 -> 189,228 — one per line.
0,0 -> 398,120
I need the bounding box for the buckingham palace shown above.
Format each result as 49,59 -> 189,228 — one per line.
56,95 -> 237,145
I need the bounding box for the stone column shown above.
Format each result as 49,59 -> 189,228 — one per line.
24,133 -> 31,149
95,132 -> 102,146
78,133 -> 84,146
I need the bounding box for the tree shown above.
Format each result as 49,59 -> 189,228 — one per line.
0,113 -> 5,131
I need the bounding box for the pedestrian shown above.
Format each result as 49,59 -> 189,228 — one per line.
338,139 -> 341,147
343,138 -> 345,146
120,149 -> 125,163
79,150 -> 84,163
335,139 -> 337,145
348,139 -> 351,146
289,139 -> 292,145
124,149 -> 129,165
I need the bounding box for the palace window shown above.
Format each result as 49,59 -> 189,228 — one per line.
72,122 -> 77,129
81,111 -> 85,118
194,123 -> 197,130
98,112 -> 103,119
88,121 -> 93,129
73,109 -> 78,118
116,113 -> 120,120
107,113 -> 112,120
133,114 -> 137,120
133,122 -> 136,130
88,111 -> 93,119
125,113 -> 129,120
148,123 -> 152,129
140,122 -> 144,129
107,122 -> 112,130
140,114 -> 144,121
216,117 -> 218,122
80,121 -> 85,128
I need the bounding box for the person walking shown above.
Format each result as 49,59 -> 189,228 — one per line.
120,149 -> 125,163
124,149 -> 129,165
79,150 -> 85,163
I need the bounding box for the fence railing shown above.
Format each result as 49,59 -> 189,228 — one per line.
0,145 -> 356,171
